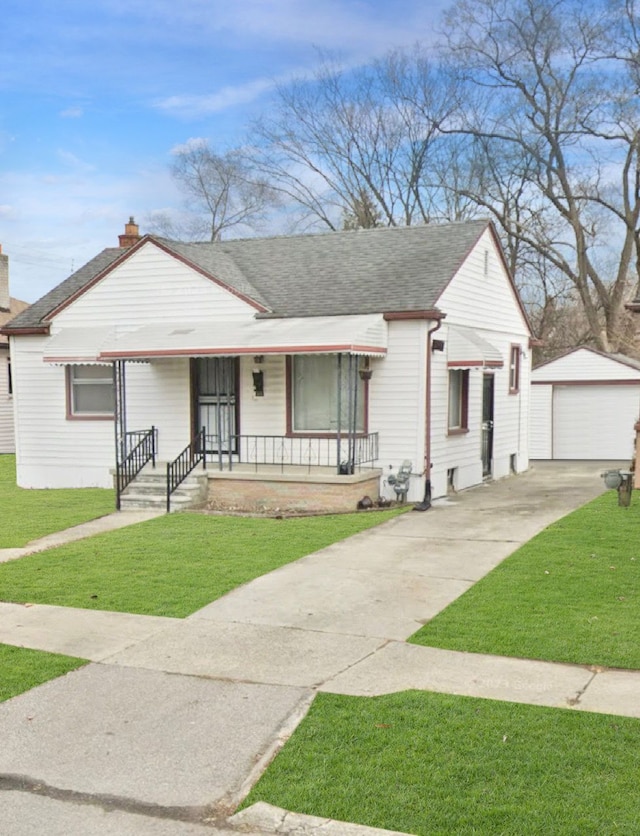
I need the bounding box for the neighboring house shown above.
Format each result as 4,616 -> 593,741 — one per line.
2,218 -> 533,512
0,248 -> 29,454
530,346 -> 640,460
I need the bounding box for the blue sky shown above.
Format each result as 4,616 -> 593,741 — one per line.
1,0 -> 446,303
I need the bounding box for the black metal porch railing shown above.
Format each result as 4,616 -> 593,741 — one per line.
166,427 -> 207,512
204,432 -> 379,474
115,427 -> 157,510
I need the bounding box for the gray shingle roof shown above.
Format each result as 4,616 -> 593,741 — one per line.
6,248 -> 125,331
5,220 -> 491,330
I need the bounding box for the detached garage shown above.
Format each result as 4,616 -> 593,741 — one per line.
531,347 -> 640,460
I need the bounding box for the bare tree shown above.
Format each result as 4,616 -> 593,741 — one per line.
248,52 -> 472,231
149,139 -> 278,242
440,0 -> 640,352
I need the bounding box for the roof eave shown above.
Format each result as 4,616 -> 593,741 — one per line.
0,324 -> 50,337
383,309 -> 446,321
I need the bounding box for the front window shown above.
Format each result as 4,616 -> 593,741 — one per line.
68,365 -> 115,417
291,355 -> 365,432
448,369 -> 469,432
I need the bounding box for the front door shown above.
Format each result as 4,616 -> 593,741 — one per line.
193,358 -> 238,453
481,373 -> 494,478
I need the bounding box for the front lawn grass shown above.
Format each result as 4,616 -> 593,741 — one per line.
410,491 -> 640,669
0,509 -> 402,617
0,455 -> 115,547
243,690 -> 640,836
0,643 -> 86,703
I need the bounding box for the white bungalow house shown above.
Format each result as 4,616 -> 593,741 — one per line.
0,248 -> 29,454
2,218 -> 533,513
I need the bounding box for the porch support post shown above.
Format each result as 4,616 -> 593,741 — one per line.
350,353 -> 359,471
336,354 -> 343,473
113,360 -> 127,509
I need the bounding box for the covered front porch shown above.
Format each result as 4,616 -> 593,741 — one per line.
99,314 -> 387,512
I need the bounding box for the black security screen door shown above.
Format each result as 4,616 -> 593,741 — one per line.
481,373 -> 494,477
194,357 -> 238,453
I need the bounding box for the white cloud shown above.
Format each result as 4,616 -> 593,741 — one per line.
169,137 -> 208,155
155,77 -> 279,118
56,149 -> 96,173
60,106 -> 84,118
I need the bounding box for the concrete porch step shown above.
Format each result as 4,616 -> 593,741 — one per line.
120,465 -> 208,513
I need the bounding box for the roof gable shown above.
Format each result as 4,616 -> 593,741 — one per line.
532,346 -> 640,381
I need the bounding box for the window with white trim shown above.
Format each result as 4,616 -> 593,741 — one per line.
291,355 -> 365,432
509,345 -> 521,393
448,369 -> 469,432
68,365 -> 115,417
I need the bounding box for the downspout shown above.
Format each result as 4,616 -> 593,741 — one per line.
414,319 -> 443,512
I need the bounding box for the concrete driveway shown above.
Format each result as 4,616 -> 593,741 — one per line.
0,461 -> 628,834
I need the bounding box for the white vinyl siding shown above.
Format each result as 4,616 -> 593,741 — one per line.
530,384 -> 553,459
0,351 -> 15,453
533,348 -> 640,382
53,242 -> 257,330
430,321 -> 531,497
369,320 -> 427,502
436,230 -> 527,335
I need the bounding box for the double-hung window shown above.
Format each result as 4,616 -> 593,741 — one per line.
448,369 -> 469,433
291,355 -> 365,433
67,365 -> 115,418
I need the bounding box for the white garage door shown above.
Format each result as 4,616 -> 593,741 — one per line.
553,385 -> 640,459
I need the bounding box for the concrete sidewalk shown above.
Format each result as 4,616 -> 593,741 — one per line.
0,509 -> 163,564
0,460 -> 636,834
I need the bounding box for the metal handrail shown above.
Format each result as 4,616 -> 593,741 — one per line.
115,427 -> 157,509
166,427 -> 206,512
205,432 -> 379,474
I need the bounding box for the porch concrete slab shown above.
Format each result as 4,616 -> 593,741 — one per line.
105,619 -> 385,687
192,560 -> 472,641
0,663 -> 309,810
576,669 -> 640,718
232,802 -> 415,836
321,642 -> 593,709
1,793 -> 241,836
0,602 -> 178,661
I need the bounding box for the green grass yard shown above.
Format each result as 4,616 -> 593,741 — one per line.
0,643 -> 86,703
0,509 -> 403,617
244,690 -> 640,836
410,491 -> 640,670
0,455 -> 114,547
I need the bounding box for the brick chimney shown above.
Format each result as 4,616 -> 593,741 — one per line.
0,245 -> 10,312
118,216 -> 141,248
